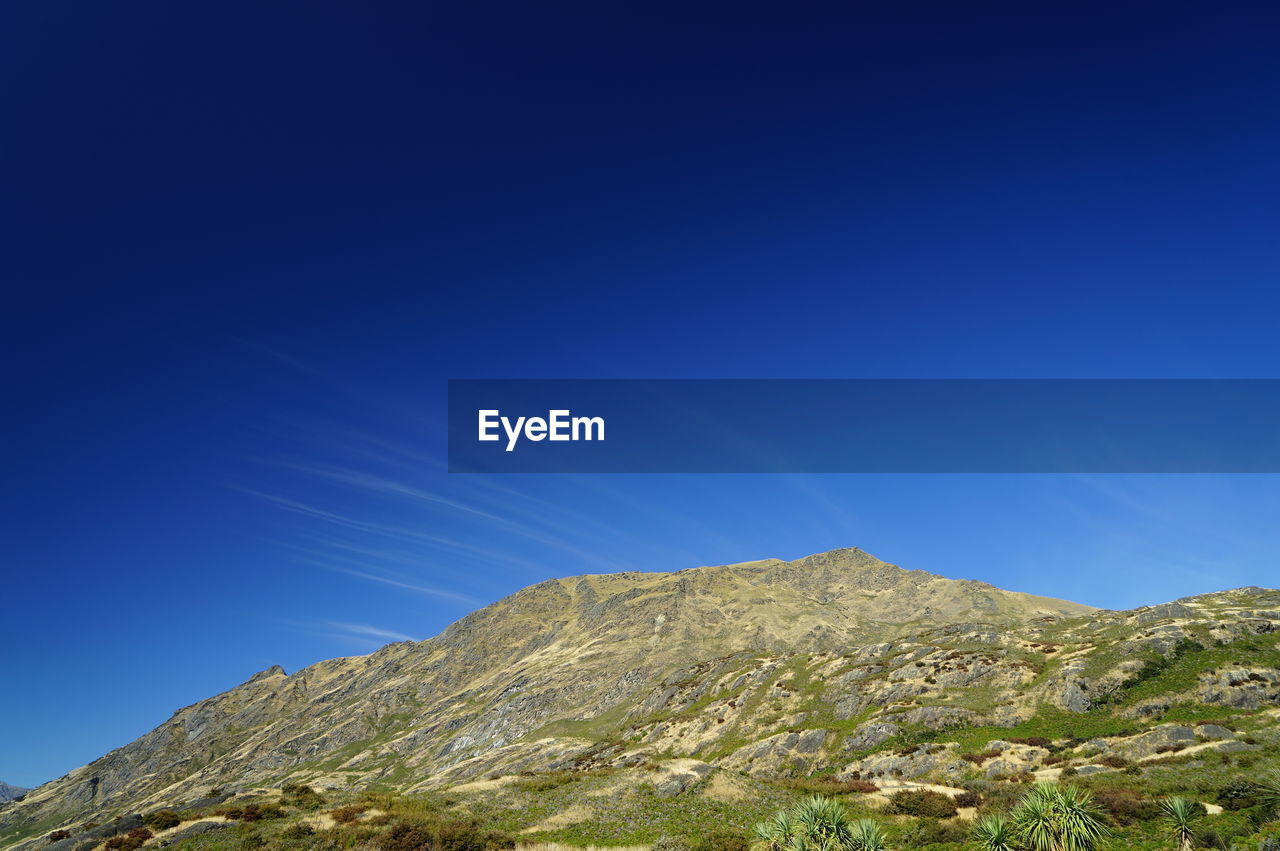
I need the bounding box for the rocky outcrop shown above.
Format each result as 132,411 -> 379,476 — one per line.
837,743 -> 966,781
1107,725 -> 1198,759
981,742 -> 1051,779
722,730 -> 831,776
1194,668 -> 1280,709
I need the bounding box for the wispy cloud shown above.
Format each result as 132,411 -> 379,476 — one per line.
275,618 -> 421,653
267,461 -> 608,563
325,621 -> 417,643
285,549 -> 481,605
234,487 -> 548,571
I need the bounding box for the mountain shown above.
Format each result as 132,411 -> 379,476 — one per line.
3,548 -> 1278,849
0,787 -> 25,806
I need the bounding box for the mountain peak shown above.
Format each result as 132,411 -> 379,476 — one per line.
0,782 -> 28,804
0,548 -> 1102,844
246,665 -> 287,684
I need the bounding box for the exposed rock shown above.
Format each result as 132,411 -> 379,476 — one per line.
723,730 -> 831,776
652,761 -> 714,797
841,722 -> 902,752
1134,603 -> 1195,625
1195,724 -> 1234,741
837,743 -> 966,781
157,821 -> 231,846
1073,765 -> 1112,776
981,742 -> 1050,778
0,784 -> 27,805
1108,725 -> 1197,759
896,706 -> 984,730
1194,668 -> 1280,709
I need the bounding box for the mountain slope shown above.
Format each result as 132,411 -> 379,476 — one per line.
0,787 -> 25,806
6,549 -> 1275,849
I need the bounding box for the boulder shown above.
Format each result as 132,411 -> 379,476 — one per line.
158,821 -> 231,846
653,761 -> 714,797
837,743 -> 966,782
1195,724 -> 1234,741
1109,725 -> 1196,759
841,722 -> 901,752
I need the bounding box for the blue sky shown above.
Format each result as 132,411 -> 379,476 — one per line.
3,2 -> 1280,789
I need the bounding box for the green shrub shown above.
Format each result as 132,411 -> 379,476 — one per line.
1008,736 -> 1053,749
279,823 -> 315,841
885,789 -> 958,819
514,771 -> 578,792
1218,780 -> 1262,811
216,803 -> 285,822
103,828 -> 152,851
378,818 -> 513,851
1094,788 -> 1162,825
329,805 -> 367,824
898,817 -> 969,846
689,827 -> 750,851
143,810 -> 182,830
651,838 -> 692,851
282,783 -> 325,811
782,776 -> 877,795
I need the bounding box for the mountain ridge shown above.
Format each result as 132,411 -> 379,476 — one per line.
5,548 -> 1278,850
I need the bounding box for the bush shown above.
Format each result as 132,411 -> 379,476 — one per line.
282,783 -> 325,811
1008,736 -> 1053,749
1097,755 -> 1131,769
897,818 -> 969,846
782,776 -> 877,795
1094,788 -> 1161,825
279,824 -> 315,841
954,790 -> 982,808
378,818 -> 514,851
215,804 -> 285,822
651,838 -> 693,851
1218,780 -> 1262,811
514,772 -> 577,792
143,810 -> 182,831
689,828 -> 750,851
47,830 -> 71,843
1197,812 -> 1256,849
885,789 -> 958,819
104,828 -> 152,851
329,805 -> 367,824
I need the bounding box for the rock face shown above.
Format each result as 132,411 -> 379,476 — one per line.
2,548 -> 1279,850
0,785 -> 26,805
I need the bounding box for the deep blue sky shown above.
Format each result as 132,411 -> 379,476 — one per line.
4,2 -> 1280,789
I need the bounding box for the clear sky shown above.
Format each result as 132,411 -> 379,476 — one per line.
3,2 -> 1280,789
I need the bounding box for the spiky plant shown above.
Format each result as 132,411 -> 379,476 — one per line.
752,796 -> 886,851
1010,783 -> 1108,851
793,795 -> 856,850
1259,771 -> 1280,819
850,818 -> 887,851
753,807 -> 798,851
973,815 -> 1017,851
1159,797 -> 1200,851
